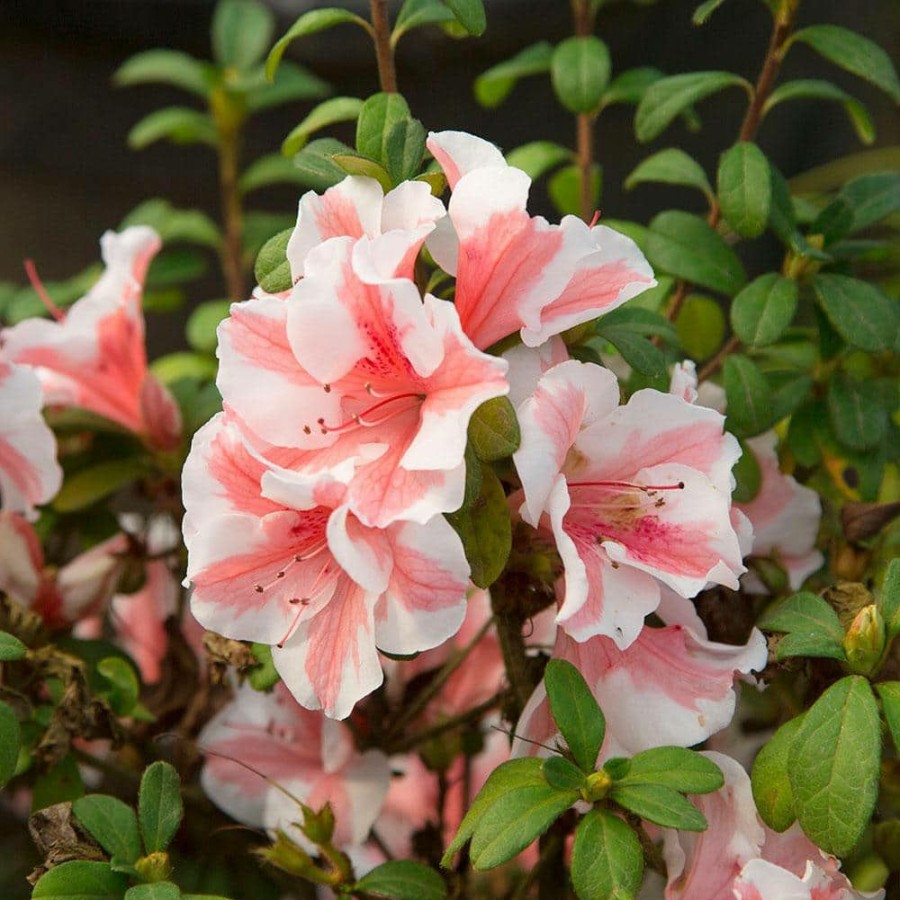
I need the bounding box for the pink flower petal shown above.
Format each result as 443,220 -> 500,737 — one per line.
426,130 -> 507,189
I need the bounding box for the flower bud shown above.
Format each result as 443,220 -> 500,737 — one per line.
135,851 -> 172,883
302,802 -> 336,845
581,769 -> 613,803
256,830 -> 317,879
843,604 -> 885,677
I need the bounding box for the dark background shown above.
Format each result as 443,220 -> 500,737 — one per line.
2,0 -> 898,351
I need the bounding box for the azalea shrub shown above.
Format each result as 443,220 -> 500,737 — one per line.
2,0 -> 900,898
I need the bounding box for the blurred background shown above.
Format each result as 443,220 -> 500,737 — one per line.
2,0 -> 898,352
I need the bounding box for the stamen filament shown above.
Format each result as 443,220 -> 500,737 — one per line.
24,260 -> 66,322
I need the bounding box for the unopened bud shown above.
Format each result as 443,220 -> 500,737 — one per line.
843,604 -> 885,677
302,802 -> 335,845
256,830 -> 317,879
135,851 -> 172,883
581,769 -> 613,803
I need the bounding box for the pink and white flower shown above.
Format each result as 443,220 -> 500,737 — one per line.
1,227 -> 182,451
0,361 -> 61,520
182,412 -> 470,719
514,359 -> 745,647
426,131 -> 655,350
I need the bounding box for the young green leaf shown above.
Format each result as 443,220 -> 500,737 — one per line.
625,148 -> 712,197
717,142 -> 771,238
692,0 -> 728,25
814,274 -> 900,353
571,809 -> 643,900
505,141 -> 572,180
789,676 -> 881,857
281,97 -> 364,156
474,42 -> 554,108
291,137 -> 355,191
764,80 -> 875,145
617,747 -> 724,794
0,631 -> 27,661
356,93 -> 413,167
751,716 -> 804,833
392,0 -> 456,45
610,782 -> 708,831
139,761 -> 184,853
723,355 -> 776,438
789,24 -> 900,103
32,861 -> 130,899
127,108 -> 218,150
73,795 -> 142,864
544,659 -> 605,772
0,702 -> 20,788
124,885 -> 181,900
468,397 -> 520,461
443,0 -> 486,36
635,71 -> 751,143
551,36 -> 611,114
354,860 -> 446,900
880,559 -> 900,639
645,211 -> 746,296
828,373 -> 888,452
384,116 -> 427,184
114,50 -> 213,98
542,756 -> 587,793
212,0 -> 275,71
758,591 -> 845,661
254,227 -> 293,294
730,273 -> 798,347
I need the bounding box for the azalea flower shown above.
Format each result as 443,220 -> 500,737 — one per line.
1,226 -> 182,451
182,412 -> 470,719
514,359 -> 745,647
0,360 -> 61,520
426,130 -> 655,350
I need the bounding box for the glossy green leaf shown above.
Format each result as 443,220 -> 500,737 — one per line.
730,273 -> 798,347
548,163 -> 602,217
73,794 -> 142,864
881,559 -> 900,639
393,0 -> 455,44
635,71 -> 750,143
764,79 -> 875,145
571,809 -> 643,900
542,756 -> 587,792
0,631 -> 27,661
53,459 -> 151,513
717,142 -> 771,238
443,0 -> 486,36
254,227 -> 293,294
618,747 -> 724,793
789,676 -> 880,856
139,761 -> 183,853
266,8 -> 369,81
505,141 -> 571,180
674,294 -> 725,360
127,108 -> 218,149
124,885 -> 181,900
723,354 -> 776,438
442,757 -> 545,864
384,116 -> 427,184
646,211 -> 746,296
751,715 -> 804,832
354,860 -> 446,900
0,702 -> 20,789
828,373 -> 887,452
692,0 -> 728,25
789,24 -> 900,103
291,137 -> 354,191
356,93 -> 412,166
474,42 -> 553,108
544,659 -> 605,772
32,861 -> 130,899
212,0 -> 274,70
611,783 -> 708,830
445,466 -> 510,588
281,97 -> 363,156
114,50 -> 213,98
551,36 -> 611,114
814,274 -> 900,353
468,397 -> 520,461
625,148 -> 712,196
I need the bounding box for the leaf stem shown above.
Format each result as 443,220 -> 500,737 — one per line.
370,0 -> 398,93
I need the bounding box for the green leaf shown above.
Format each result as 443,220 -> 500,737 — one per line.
0,631 -> 27,661
393,0 -> 456,44
646,211 -> 746,296
764,80 -> 875,145
542,756 -> 587,792
248,642 -> 280,691
53,459 -> 152,513
254,227 -> 293,294
291,137 -> 353,191
881,559 -> 900,639
758,591 -> 845,661
789,675 -> 881,856
32,755 -> 85,811
442,757 -> 545,864
674,294 -> 725,360
128,107 -> 218,150
828,373 -> 887,452
548,163 -> 602,218
789,25 -> 900,104
618,747 -> 724,794
876,682 -> 900,755
505,141 -> 572,180
267,8 -> 369,82
73,795 -> 142,864
151,352 -> 217,384
635,71 -> 750,143
384,116 -> 427,184
445,466 -> 511,589
121,199 -> 221,249
281,97 -> 363,156
593,328 -> 666,377
692,0 -> 728,25
838,171 -> 900,234
186,300 -> 231,354
625,148 -> 712,197
332,153 -> 393,191
354,860 -> 446,900
544,659 -> 605,773
97,657 -> 141,717
551,36 -> 611,114
571,809 -> 642,900
723,355 -> 776,438
732,437 -> 762,504
0,701 -> 20,788
243,61 -> 330,113
114,50 -> 213,98
751,716 -> 804,832
814,274 -> 900,353
443,0 -> 486,36
469,783 -> 577,870
600,66 -> 663,108
356,93 -> 413,167
212,0 -> 274,70
717,142 -> 771,238
468,397 -> 520,461
730,274 -> 798,347
474,42 -> 554,108
125,885 -> 182,900
32,861 -> 130,899
139,761 -> 183,853
611,782 -> 708,831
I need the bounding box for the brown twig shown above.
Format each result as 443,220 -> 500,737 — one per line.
370,0 -> 398,93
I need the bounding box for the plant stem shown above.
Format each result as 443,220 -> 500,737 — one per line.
698,334 -> 740,382
216,114 -> 245,302
370,0 -> 398,93
572,0 -> 596,223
